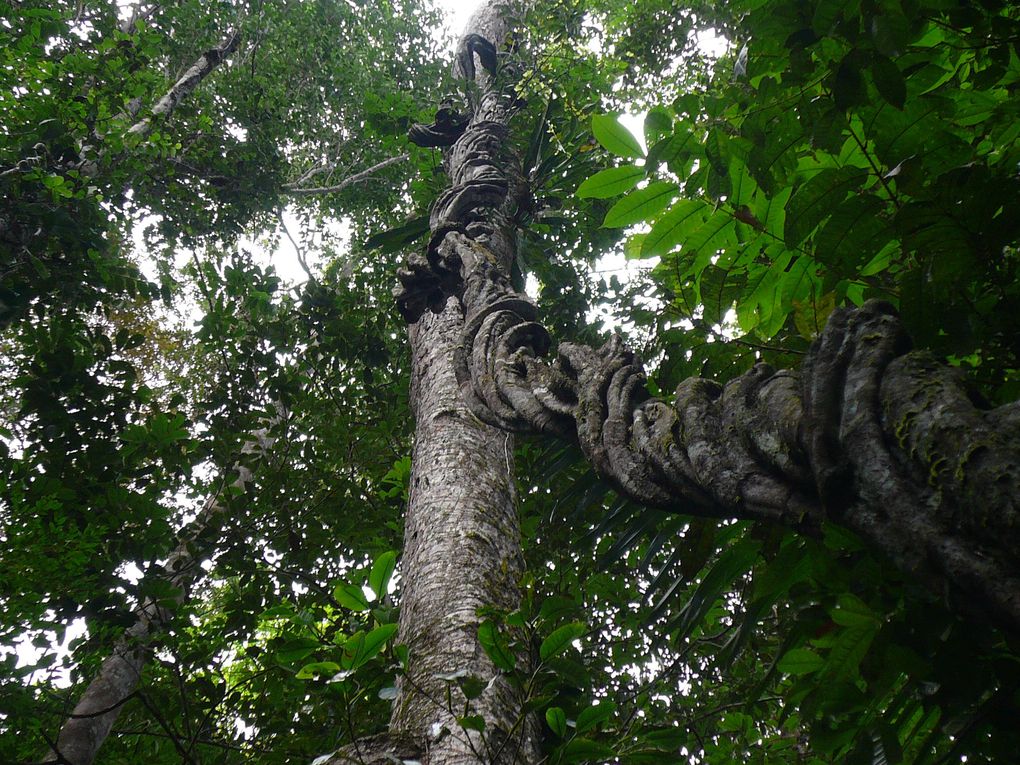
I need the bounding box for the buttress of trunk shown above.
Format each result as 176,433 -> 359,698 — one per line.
388,299 -> 536,764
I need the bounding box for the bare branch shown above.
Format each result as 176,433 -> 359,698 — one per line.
282,153 -> 409,197
127,30 -> 241,138
40,414 -> 282,765
118,3 -> 160,35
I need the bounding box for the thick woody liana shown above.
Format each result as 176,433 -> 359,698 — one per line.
394,47 -> 1020,635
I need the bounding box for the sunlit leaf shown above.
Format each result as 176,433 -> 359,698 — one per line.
592,114 -> 645,159
602,182 -> 678,228
539,621 -> 586,661
576,166 -> 644,199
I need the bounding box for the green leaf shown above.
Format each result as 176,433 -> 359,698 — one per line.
562,738 -> 614,763
341,626 -> 394,671
686,210 -> 737,274
576,166 -> 644,199
333,583 -> 370,611
624,234 -> 648,260
457,673 -> 487,700
457,714 -> 486,732
478,619 -> 516,671
369,550 -> 397,599
646,126 -> 699,172
546,706 -> 568,737
576,701 -> 616,733
340,630 -> 366,670
644,107 -> 673,146
295,661 -> 341,679
831,594 -> 879,628
872,55 -> 906,109
363,215 -> 429,253
812,0 -> 846,34
641,200 -> 709,258
602,182 -> 678,228
870,11 -> 910,56
641,725 -> 687,750
824,624 -> 878,679
658,534 -> 762,638
592,114 -> 645,159
340,626 -> 394,672
539,621 -> 586,661
813,195 -> 891,276
276,637 -> 320,664
833,54 -> 867,111
547,656 -> 591,690
778,647 -> 825,676
785,167 -> 867,247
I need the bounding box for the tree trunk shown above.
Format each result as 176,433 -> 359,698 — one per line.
41,424 -> 276,765
390,10 -> 1020,636
382,4 -> 538,763
387,301 -> 533,765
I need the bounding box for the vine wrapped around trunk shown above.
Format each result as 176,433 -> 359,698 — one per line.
395,64 -> 1020,636
373,5 -> 539,764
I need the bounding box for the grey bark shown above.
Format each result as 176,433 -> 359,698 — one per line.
124,30 -> 241,139
41,423 -> 277,765
396,169 -> 1020,637
393,28 -> 1020,636
371,4 -> 539,764
282,154 -> 410,197
386,301 -> 532,765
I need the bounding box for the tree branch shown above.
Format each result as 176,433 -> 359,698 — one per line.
126,29 -> 241,138
282,153 -> 409,197
393,84 -> 1020,637
39,412 -> 283,765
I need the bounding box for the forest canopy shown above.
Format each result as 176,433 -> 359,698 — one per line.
1,0 -> 1019,764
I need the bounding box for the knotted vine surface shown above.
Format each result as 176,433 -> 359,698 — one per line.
396,49 -> 1020,635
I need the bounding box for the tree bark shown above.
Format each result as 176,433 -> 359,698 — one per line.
377,4 -> 538,763
125,30 -> 241,139
386,301 -> 532,765
398,184 -> 1020,637
41,423 -> 277,765
393,19 -> 1020,637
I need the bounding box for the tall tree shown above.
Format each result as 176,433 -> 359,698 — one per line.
5,0 -> 1020,764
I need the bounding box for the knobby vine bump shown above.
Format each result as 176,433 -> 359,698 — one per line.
396,36 -> 1020,634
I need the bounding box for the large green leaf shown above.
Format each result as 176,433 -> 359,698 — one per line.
363,215 -> 430,253
341,623 -> 397,670
539,621 -> 586,661
478,619 -> 516,671
785,167 -> 868,247
546,707 -> 568,737
592,114 -> 645,159
276,637 -> 320,665
602,182 -> 678,228
778,648 -> 825,676
333,583 -> 370,611
575,701 -> 616,733
576,166 -> 644,199
561,738 -> 615,763
369,550 -> 397,598
641,200 -> 709,258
